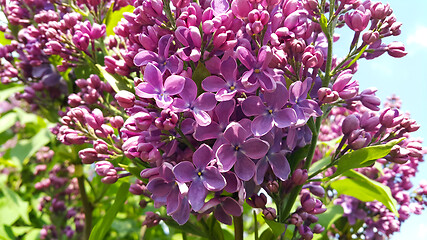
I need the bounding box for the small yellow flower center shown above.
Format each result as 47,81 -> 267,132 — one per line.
197,171 -> 202,176
163,61 -> 167,65
254,69 -> 261,73
268,109 -> 273,114
230,86 -> 235,91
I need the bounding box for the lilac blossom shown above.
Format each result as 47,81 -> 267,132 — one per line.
135,63 -> 186,108
202,57 -> 250,101
173,144 -> 226,211
173,78 -> 217,126
236,45 -> 277,92
199,197 -> 243,225
175,26 -> 202,62
133,34 -> 183,74
288,78 -> 322,126
242,82 -> 297,136
216,122 -> 270,181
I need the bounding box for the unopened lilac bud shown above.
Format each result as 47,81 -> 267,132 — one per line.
94,140 -> 109,154
309,185 -> 325,197
89,74 -> 102,89
332,70 -> 359,99
348,130 -> 371,150
400,117 -> 420,132
312,223 -> 325,234
387,145 -> 410,164
318,87 -> 339,103
138,143 -> 161,163
263,207 -> 277,220
115,90 -> 135,108
90,23 -> 106,39
370,2 -> 391,20
68,94 -> 82,107
67,208 -> 77,219
362,30 -> 379,45
387,42 -> 407,58
345,5 -> 371,32
129,183 -> 146,195
133,112 -> 153,131
79,148 -> 99,164
379,108 -> 403,128
139,199 -> 148,208
155,109 -> 179,130
35,164 -> 47,175
292,169 -> 308,185
342,114 -> 360,135
302,45 -> 324,68
267,181 -> 279,193
298,225 -> 313,240
406,141 -> 423,158
289,213 -> 303,226
110,116 -> 124,129
301,191 -> 316,212
95,161 -> 114,176
247,193 -> 267,208
360,112 -> 379,132
101,172 -> 118,184
142,212 -> 161,228
65,132 -> 87,145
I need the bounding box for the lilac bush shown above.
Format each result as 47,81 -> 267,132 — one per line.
0,0 -> 425,239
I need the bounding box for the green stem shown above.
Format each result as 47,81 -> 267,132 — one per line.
253,211 -> 259,240
322,34 -> 334,87
77,176 -> 94,240
175,127 -> 196,152
233,215 -> 244,240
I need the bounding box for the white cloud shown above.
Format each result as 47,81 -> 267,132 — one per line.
407,26 -> 427,48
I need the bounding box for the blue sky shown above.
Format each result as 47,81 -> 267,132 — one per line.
335,1 -> 427,238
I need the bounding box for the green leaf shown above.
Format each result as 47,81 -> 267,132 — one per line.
344,45 -> 368,69
13,108 -> 38,125
309,156 -> 331,176
96,64 -> 132,93
0,112 -> 17,134
22,229 -> 40,240
259,228 -> 275,240
327,138 -> 404,179
331,170 -> 399,216
10,127 -> 53,165
319,14 -> 329,38
264,219 -> 285,237
0,198 -> 20,226
0,31 -> 12,46
163,218 -> 207,238
0,225 -> 14,240
317,205 -> 343,230
192,62 -> 211,95
89,182 -> 130,240
105,5 -> 135,36
207,215 -> 224,240
288,144 -> 310,172
0,86 -> 24,101
0,185 -> 30,224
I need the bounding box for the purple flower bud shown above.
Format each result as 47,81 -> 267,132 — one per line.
101,172 -> 118,184
309,185 -> 325,198
387,145 -> 410,164
263,207 -> 277,220
110,116 -> 124,129
301,191 -> 316,212
89,74 -> 102,89
348,129 -> 371,150
94,140 -> 109,154
231,0 -> 252,19
345,5 -> 371,32
298,225 -> 313,240
360,112 -> 379,132
129,183 -> 146,195
90,23 -> 106,39
133,112 -> 153,131
289,213 -> 303,226
95,161 -> 114,176
400,117 -> 420,132
142,212 -> 161,228
387,41 -> 407,58
379,108 -> 403,128
34,165 -> 47,175
370,2 -> 391,20
155,109 -> 179,130
362,30 -> 380,45
72,32 -> 90,51
332,70 -> 359,99
267,181 -> 279,193
312,223 -> 325,234
292,169 -> 308,185
115,90 -> 136,108
65,132 -> 87,145
318,87 -> 339,103
302,45 -> 324,68
68,94 -> 82,107
342,114 -> 360,135
79,148 -> 99,164
138,143 -> 161,163
247,193 -> 267,208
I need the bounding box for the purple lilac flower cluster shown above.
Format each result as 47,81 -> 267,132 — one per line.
1,0 -> 421,239
316,97 -> 425,239
33,147 -> 83,240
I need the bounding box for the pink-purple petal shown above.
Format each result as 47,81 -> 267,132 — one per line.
222,197 -> 243,217
173,161 -> 196,182
264,82 -> 288,110
220,57 -> 237,79
255,157 -> 269,184
133,50 -> 159,66
236,46 -> 255,69
251,114 -> 274,136
216,143 -> 237,172
193,144 -> 214,168
241,138 -> 270,159
164,75 -> 186,95
194,122 -> 221,141
171,196 -> 190,225
144,63 -> 163,90
242,96 -> 265,116
273,108 -> 297,128
234,153 -> 255,181
188,180 -> 208,211
202,76 -> 226,92
214,205 -> 233,225
193,110 -> 212,126
135,83 -> 158,98
203,167 -> 226,191
223,122 -> 250,145
268,153 -> 290,181
193,93 -> 217,111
